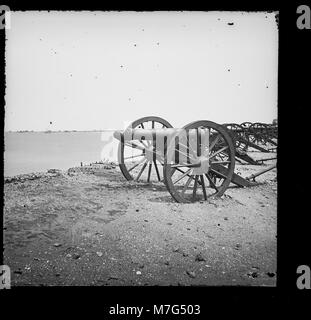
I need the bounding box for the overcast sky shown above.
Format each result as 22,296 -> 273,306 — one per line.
5,11 -> 278,131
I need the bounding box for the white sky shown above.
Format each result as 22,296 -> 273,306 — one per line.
5,11 -> 278,131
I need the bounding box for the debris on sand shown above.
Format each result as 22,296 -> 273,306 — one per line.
186,270 -> 196,278
247,271 -> 259,278
53,243 -> 62,247
195,253 -> 206,262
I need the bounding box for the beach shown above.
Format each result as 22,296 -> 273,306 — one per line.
3,159 -> 277,286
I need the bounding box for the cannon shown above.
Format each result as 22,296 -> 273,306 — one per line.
113,116 -> 277,203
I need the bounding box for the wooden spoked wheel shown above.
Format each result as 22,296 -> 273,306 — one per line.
118,116 -> 173,182
163,120 -> 235,203
223,123 -> 249,151
248,123 -> 269,145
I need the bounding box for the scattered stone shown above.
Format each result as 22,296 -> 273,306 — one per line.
135,209 -> 139,212
164,261 -> 170,266
72,253 -> 80,260
136,271 -> 142,275
167,222 -> 173,225
234,244 -> 242,250
55,273 -> 61,277
144,219 -> 149,222
224,217 -> 228,220
247,271 -> 258,278
96,251 -> 103,257
66,254 -> 72,258
53,243 -> 62,247
47,169 -> 62,175
186,270 -> 196,278
173,247 -> 180,252
138,264 -> 144,269
195,253 -> 206,262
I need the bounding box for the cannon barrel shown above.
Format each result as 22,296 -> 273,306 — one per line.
113,128 -> 209,143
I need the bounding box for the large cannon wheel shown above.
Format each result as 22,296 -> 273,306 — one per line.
163,120 -> 235,203
118,116 -> 173,182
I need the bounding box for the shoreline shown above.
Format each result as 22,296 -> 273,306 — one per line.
4,161 -> 118,183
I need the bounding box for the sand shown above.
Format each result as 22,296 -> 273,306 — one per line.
3,155 -> 277,286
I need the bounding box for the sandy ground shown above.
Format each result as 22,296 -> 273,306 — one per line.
3,152 -> 277,286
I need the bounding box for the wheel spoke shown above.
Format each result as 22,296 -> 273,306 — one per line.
209,168 -> 228,180
173,168 -> 192,185
209,134 -> 221,152
200,175 -> 207,200
124,153 -> 144,160
125,142 -> 145,151
205,173 -> 219,192
153,161 -> 161,181
147,162 -> 152,182
210,160 -> 231,164
209,146 -> 229,160
181,176 -> 192,195
135,160 -> 148,181
128,157 -> 146,172
192,175 -> 198,200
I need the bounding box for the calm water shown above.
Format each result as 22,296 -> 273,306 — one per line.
4,132 -> 119,177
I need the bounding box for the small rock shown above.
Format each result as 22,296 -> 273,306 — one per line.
173,247 -> 180,252
224,217 -> 228,220
55,273 -> 61,277
136,271 -> 142,275
135,209 -> 139,212
144,219 -> 149,222
247,272 -> 258,278
96,251 -> 103,257
72,253 -> 80,260
186,270 -> 196,278
195,253 -> 206,262
164,261 -> 170,266
234,244 -> 242,250
138,264 -> 144,269
53,243 -> 62,247
66,254 -> 72,258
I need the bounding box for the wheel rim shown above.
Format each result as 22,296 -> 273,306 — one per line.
163,120 -> 235,203
118,116 -> 173,182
